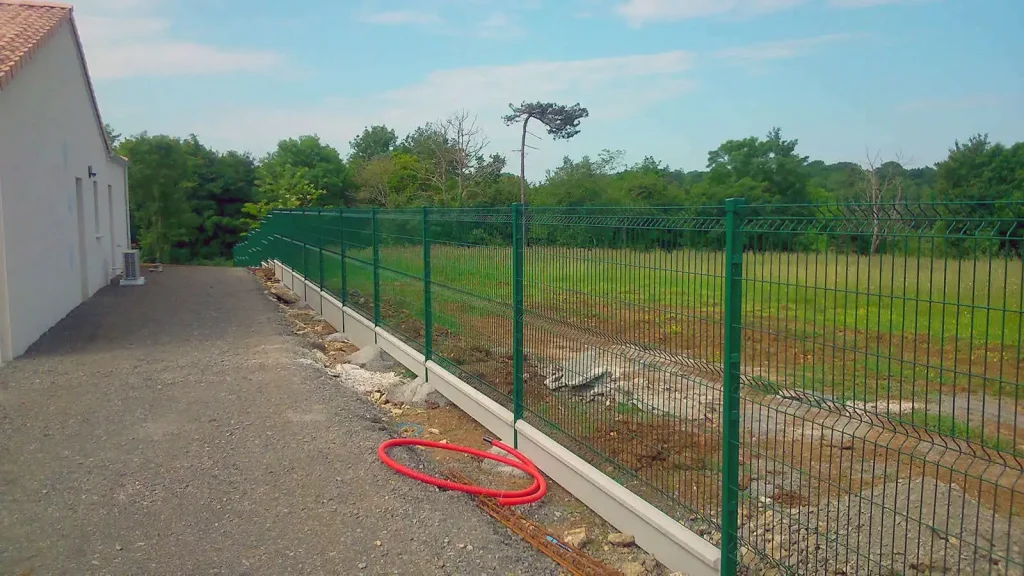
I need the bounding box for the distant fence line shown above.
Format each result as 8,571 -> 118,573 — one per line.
235,201 -> 1024,576
244,203 -> 1024,256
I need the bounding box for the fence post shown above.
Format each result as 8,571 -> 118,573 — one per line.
317,208 -> 324,289
339,208 -> 347,304
721,197 -> 745,576
511,203 -> 525,448
422,207 -> 433,361
301,230 -> 307,280
371,207 -> 381,326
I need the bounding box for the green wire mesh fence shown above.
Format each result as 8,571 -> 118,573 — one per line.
234,201 -> 1024,576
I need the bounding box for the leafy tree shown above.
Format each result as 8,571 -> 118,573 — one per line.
596,149 -> 626,174
179,136 -> 257,261
117,134 -> 197,263
254,135 -> 353,209
349,125 -> 398,162
705,127 -> 812,205
394,122 -> 456,203
353,153 -> 423,207
396,124 -> 447,160
502,101 -> 589,204
114,111 -> 1023,261
440,111 -> 503,206
614,157 -> 681,205
534,155 -> 618,207
247,166 -> 325,220
104,123 -> 122,146
936,134 -> 1024,202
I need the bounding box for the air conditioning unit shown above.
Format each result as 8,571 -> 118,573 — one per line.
119,250 -> 145,286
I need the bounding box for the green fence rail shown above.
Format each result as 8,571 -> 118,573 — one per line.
234,201 -> 1024,576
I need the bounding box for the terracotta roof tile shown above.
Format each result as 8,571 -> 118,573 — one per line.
0,1 -> 72,90
0,1 -> 123,162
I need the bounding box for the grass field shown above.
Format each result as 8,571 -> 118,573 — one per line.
302,244 -> 1023,340
285,241 -> 1022,399
277,239 -> 1024,472
251,212 -> 1024,575
269,235 -> 1024,576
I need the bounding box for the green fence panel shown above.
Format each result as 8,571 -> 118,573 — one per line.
512,203 -> 525,446
425,207 -> 515,410
423,206 -> 433,361
340,208 -> 348,304
735,201 -> 1024,576
232,201 -> 1024,576
376,208 -> 426,351
372,208 -> 381,326
520,204 -> 729,542
341,209 -> 374,319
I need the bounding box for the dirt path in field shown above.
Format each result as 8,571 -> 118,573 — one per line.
515,313 -> 1024,574
0,266 -> 556,576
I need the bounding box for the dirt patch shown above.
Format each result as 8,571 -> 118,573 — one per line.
326,275 -> 1023,576
740,475 -> 1024,576
253,271 -> 359,365
395,406 -> 674,575
264,276 -> 675,576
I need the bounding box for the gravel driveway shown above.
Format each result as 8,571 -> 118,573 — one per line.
0,266 -> 555,575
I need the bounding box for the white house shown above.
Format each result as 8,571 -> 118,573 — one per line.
0,0 -> 131,364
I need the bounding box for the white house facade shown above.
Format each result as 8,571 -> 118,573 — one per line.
0,0 -> 131,363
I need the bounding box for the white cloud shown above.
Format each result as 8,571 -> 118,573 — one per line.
77,0 -> 161,9
616,0 -> 808,26
359,5 -> 525,38
359,10 -> 445,25
197,51 -> 696,171
614,0 -> 932,25
88,43 -> 284,80
475,13 -> 525,38
76,15 -> 169,39
896,93 -> 1015,113
829,0 -> 936,7
716,33 -> 859,63
73,0 -> 284,79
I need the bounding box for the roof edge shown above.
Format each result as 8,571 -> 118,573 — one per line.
0,1 -> 73,7
0,3 -> 124,167
0,5 -> 69,91
65,12 -> 123,165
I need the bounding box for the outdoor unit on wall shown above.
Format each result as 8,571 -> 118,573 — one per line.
119,250 -> 145,286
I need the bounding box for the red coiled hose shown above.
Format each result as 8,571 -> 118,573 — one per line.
377,436 -> 547,506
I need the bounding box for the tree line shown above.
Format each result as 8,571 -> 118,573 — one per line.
106,101 -> 1024,263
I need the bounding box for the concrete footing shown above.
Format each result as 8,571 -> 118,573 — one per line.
270,260 -> 719,576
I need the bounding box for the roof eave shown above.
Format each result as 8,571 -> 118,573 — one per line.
0,3 -> 124,166
64,11 -> 123,165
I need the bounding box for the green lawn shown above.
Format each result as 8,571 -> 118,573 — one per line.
905,411 -> 1017,453
283,241 -> 1022,399
308,244 -> 1021,341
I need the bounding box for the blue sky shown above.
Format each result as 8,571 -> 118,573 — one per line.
75,0 -> 1023,179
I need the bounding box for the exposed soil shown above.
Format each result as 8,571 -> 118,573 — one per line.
340,274 -> 1024,575
390,405 -> 673,576
269,276 -> 673,576
396,303 -> 723,522
528,292 -> 1023,401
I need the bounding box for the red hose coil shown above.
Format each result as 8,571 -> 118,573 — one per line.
377,436 -> 547,506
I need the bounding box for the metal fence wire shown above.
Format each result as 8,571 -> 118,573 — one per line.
234,201 -> 1024,576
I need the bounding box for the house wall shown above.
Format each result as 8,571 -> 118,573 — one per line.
0,173 -> 10,363
0,22 -> 129,360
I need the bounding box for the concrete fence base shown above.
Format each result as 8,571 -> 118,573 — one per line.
269,260 -> 720,576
